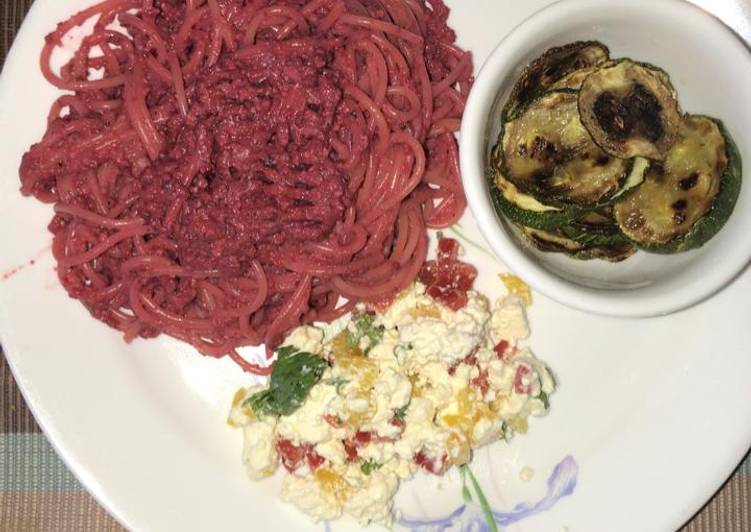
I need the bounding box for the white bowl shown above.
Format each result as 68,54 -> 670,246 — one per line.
460,0 -> 751,318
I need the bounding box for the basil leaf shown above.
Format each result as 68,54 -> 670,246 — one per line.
244,345 -> 327,417
360,459 -> 383,475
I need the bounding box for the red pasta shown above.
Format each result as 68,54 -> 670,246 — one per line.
19,0 -> 472,374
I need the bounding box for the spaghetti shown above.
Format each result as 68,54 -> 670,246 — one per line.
19,0 -> 472,374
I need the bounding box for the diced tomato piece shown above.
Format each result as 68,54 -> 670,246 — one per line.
449,348 -> 479,375
418,238 -> 478,311
514,365 -> 532,394
426,284 -> 467,310
413,451 -> 449,475
276,439 -> 326,472
455,263 -> 478,291
305,449 -> 326,470
369,294 -> 396,313
344,440 -> 358,462
494,340 -> 509,359
390,417 -> 405,430
463,349 -> 478,367
471,368 -> 489,396
495,340 -> 518,362
276,439 -> 306,472
437,237 -> 460,261
342,430 -> 373,462
418,263 -> 436,287
353,430 -> 372,445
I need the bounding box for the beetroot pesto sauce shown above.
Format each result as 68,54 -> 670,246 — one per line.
19,0 -> 472,373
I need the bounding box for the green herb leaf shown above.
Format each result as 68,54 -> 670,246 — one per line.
360,459 -> 383,475
244,346 -> 327,417
537,390 -> 550,410
346,314 -> 384,354
324,377 -> 350,394
392,401 -> 410,423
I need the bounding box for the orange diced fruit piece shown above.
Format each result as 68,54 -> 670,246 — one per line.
499,273 -> 532,305
315,468 -> 350,502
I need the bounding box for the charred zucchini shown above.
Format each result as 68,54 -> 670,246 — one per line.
494,43 -> 742,262
548,66 -> 599,91
560,208 -> 632,248
519,225 -> 636,262
489,147 -> 647,230
574,243 -> 636,262
578,59 -> 681,160
503,41 -> 609,121
613,115 -> 741,252
500,91 -> 643,207
519,226 -> 583,253
489,169 -> 582,230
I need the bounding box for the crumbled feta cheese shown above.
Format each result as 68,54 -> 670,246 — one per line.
241,416 -> 278,479
489,295 -> 529,345
471,415 -> 501,447
230,278 -> 555,526
362,367 -> 411,439
343,470 -> 399,525
276,381 -> 338,445
281,325 -> 325,355
315,438 -> 347,467
280,474 -> 341,522
395,290 -> 490,365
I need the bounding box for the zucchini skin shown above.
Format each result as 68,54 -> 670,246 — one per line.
491,172 -> 633,245
497,90 -> 647,209
517,224 -> 635,262
494,44 -> 741,260
577,59 -> 681,161
488,167 -> 583,230
535,155 -> 646,209
489,134 -> 647,234
625,118 -> 742,254
502,41 -> 610,122
571,243 -> 636,262
590,58 -> 680,101
559,221 -> 631,248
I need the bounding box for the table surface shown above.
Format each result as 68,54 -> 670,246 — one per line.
1,1 -> 749,531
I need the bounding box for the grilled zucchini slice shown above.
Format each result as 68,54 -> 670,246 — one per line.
489,148 -> 647,230
613,115 -> 741,252
500,91 -> 643,206
578,59 -> 681,160
519,225 -> 636,262
548,66 -> 599,91
489,169 -> 582,230
560,208 -> 632,248
503,41 -> 609,121
520,226 -> 583,253
575,244 -> 637,262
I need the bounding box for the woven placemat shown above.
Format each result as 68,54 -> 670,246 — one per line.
1,2 -> 749,531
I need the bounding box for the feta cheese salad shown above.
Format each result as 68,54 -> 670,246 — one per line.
227,239 -> 556,525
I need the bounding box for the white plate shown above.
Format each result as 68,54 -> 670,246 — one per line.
0,1 -> 749,531
460,0 -> 751,319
